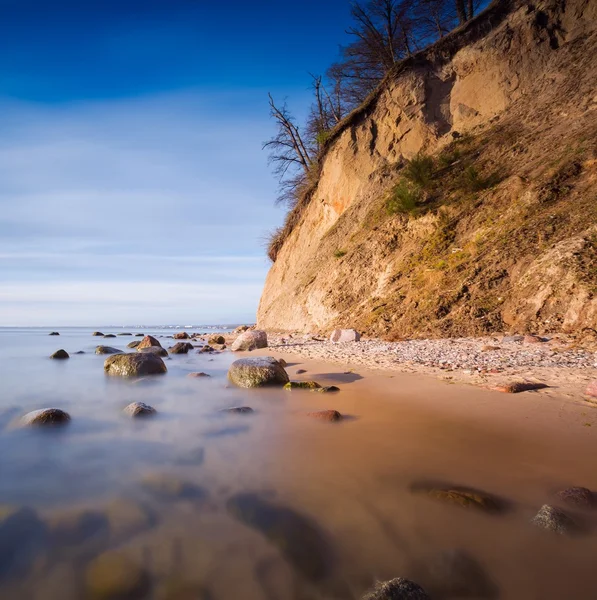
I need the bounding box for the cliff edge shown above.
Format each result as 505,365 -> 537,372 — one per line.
258,0 -> 597,338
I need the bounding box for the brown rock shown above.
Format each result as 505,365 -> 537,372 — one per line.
187,372 -> 211,378
84,551 -> 149,600
136,335 -> 162,350
524,335 -> 545,344
50,349 -> 69,359
306,410 -> 343,422
208,335 -> 226,345
481,345 -> 500,352
557,487 -> 593,507
138,346 -> 168,357
104,353 -> 167,377
585,380 -> 597,398
169,342 -> 194,354
21,408 -> 71,427
493,381 -> 548,393
173,332 -> 190,339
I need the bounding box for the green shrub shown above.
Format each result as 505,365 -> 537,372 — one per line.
462,166 -> 501,192
316,129 -> 332,146
438,149 -> 461,168
334,248 -> 347,258
386,180 -> 422,215
403,153 -> 435,188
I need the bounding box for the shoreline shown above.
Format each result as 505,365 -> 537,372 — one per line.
240,331 -> 597,402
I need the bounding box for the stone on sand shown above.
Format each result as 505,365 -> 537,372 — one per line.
227,357 -> 289,388
231,330 -> 268,351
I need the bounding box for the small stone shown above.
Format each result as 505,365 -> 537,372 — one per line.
501,335 -> 524,343
134,333 -> 144,337
49,331 -> 60,336
127,340 -> 141,349
198,345 -> 215,353
95,346 -> 120,355
481,345 -> 500,352
531,504 -> 574,534
219,406 -> 254,414
312,386 -> 340,393
138,346 -> 168,357
330,329 -> 361,343
50,349 -> 69,359
413,486 -> 500,512
92,332 -> 104,337
231,330 -> 268,351
123,402 -> 156,418
187,372 -> 211,378
284,381 -> 321,390
84,551 -> 149,600
585,380 -> 597,398
173,332 -> 190,339
208,335 -> 226,345
306,410 -> 343,422
21,408 -> 71,427
136,335 -> 162,350
169,342 -> 194,354
296,369 -> 307,374
493,381 -> 548,393
117,333 -> 132,336
105,353 -> 167,377
557,487 -> 593,507
524,335 -> 545,344
361,577 -> 430,599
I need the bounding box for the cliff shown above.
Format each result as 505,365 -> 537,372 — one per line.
257,0 -> 597,338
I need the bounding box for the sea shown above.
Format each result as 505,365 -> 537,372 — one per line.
1,326 -> 597,599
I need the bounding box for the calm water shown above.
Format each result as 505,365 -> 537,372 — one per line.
1,327 -> 597,599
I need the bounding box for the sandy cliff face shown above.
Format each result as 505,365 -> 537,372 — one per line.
258,0 -> 597,338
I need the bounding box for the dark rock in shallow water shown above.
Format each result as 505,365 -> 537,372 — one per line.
84,551 -> 149,600
220,406 -> 254,414
313,385 -> 340,393
284,381 -> 321,390
361,578 -> 430,599
187,372 -> 211,378
117,333 -> 132,336
557,486 -> 594,507
136,335 -> 162,350
74,350 -> 85,355
103,334 -> 116,338
296,369 -> 307,374
123,402 -> 156,418
173,331 -> 190,339
306,410 -> 343,422
50,349 -> 69,359
127,340 -> 141,349
226,493 -> 333,581
531,504 -> 575,534
198,345 -> 215,353
134,333 -> 144,337
493,381 -> 548,393
411,483 -> 502,513
0,507 -> 47,579
169,342 -> 194,354
21,408 -> 71,427
227,357 -> 289,388
92,331 -> 104,337
104,353 -> 167,377
49,331 -> 60,336
95,346 -> 120,355
138,346 -> 168,357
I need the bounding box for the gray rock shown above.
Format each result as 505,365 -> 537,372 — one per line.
103,334 -> 116,338
231,330 -> 268,351
330,329 -> 361,343
137,346 -> 168,357
50,349 -> 69,359
21,408 -> 71,427
104,353 -> 167,377
501,335 -> 524,343
169,342 -> 194,354
227,357 -> 289,388
531,504 -> 574,534
220,406 -> 254,414
557,487 -> 593,507
362,578 -> 430,599
117,333 -> 132,336
95,346 -> 120,355
126,340 -> 141,349
123,402 -> 156,417
49,332 -> 60,336
187,372 -> 211,378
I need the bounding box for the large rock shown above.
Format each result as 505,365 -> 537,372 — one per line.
209,334 -> 226,345
557,486 -> 593,507
127,340 -> 141,349
84,551 -> 149,600
169,342 -> 194,354
586,380 -> 597,398
95,346 -> 120,355
531,504 -> 575,534
138,346 -> 168,357
104,353 -> 167,377
21,408 -> 71,427
231,330 -> 268,352
136,335 -> 162,350
362,578 -> 430,599
173,332 -> 190,339
50,349 -> 69,359
330,329 -> 361,343
227,357 -> 289,388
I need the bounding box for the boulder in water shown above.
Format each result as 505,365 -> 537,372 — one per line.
306,410 -> 343,422
136,335 -> 162,350
50,349 -> 69,359
123,402 -> 156,418
231,330 -> 268,351
173,331 -> 190,339
138,346 -> 168,357
104,353 -> 167,377
227,357 -> 289,388
208,334 -> 226,345
49,331 -> 60,336
284,381 -> 321,390
531,504 -> 575,534
127,340 -> 141,349
169,342 -> 194,354
219,406 -> 254,414
557,486 -> 593,507
92,331 -> 104,337
95,346 -> 120,355
21,408 -> 71,427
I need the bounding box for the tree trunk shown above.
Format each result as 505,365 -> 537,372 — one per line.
467,0 -> 474,20
455,0 -> 467,24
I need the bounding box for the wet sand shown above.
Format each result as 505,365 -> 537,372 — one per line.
2,340 -> 597,599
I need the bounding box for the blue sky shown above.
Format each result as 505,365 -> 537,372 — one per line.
0,0 -> 353,326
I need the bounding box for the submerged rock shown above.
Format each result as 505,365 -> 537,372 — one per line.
227,357 -> 289,388
138,346 -> 168,357
208,334 -> 225,345
123,402 -> 156,418
141,474 -> 205,500
103,499 -> 152,541
49,331 -> 60,336
557,487 -> 594,507
84,551 -> 149,600
227,493 -> 333,581
21,408 -> 71,427
361,578 -> 430,599
307,410 -> 343,422
198,345 -> 215,353
313,385 -> 341,393
117,333 -> 132,336
104,353 -> 167,377
412,485 -> 501,513
92,331 -> 104,337
127,340 -> 141,349
219,406 -> 254,414
231,330 -> 268,351
187,372 -> 211,378
95,346 -> 120,355
103,334 -> 116,338
531,504 -> 575,534
50,349 -> 69,359
296,369 -> 307,374
134,333 -> 144,337
329,329 -> 361,343
169,342 -> 194,354
284,381 -> 321,390
173,331 -> 190,339
136,335 -> 162,350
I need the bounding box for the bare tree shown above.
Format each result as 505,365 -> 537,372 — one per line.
413,0 -> 456,42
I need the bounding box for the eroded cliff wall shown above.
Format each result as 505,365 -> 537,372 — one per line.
258,0 -> 597,338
